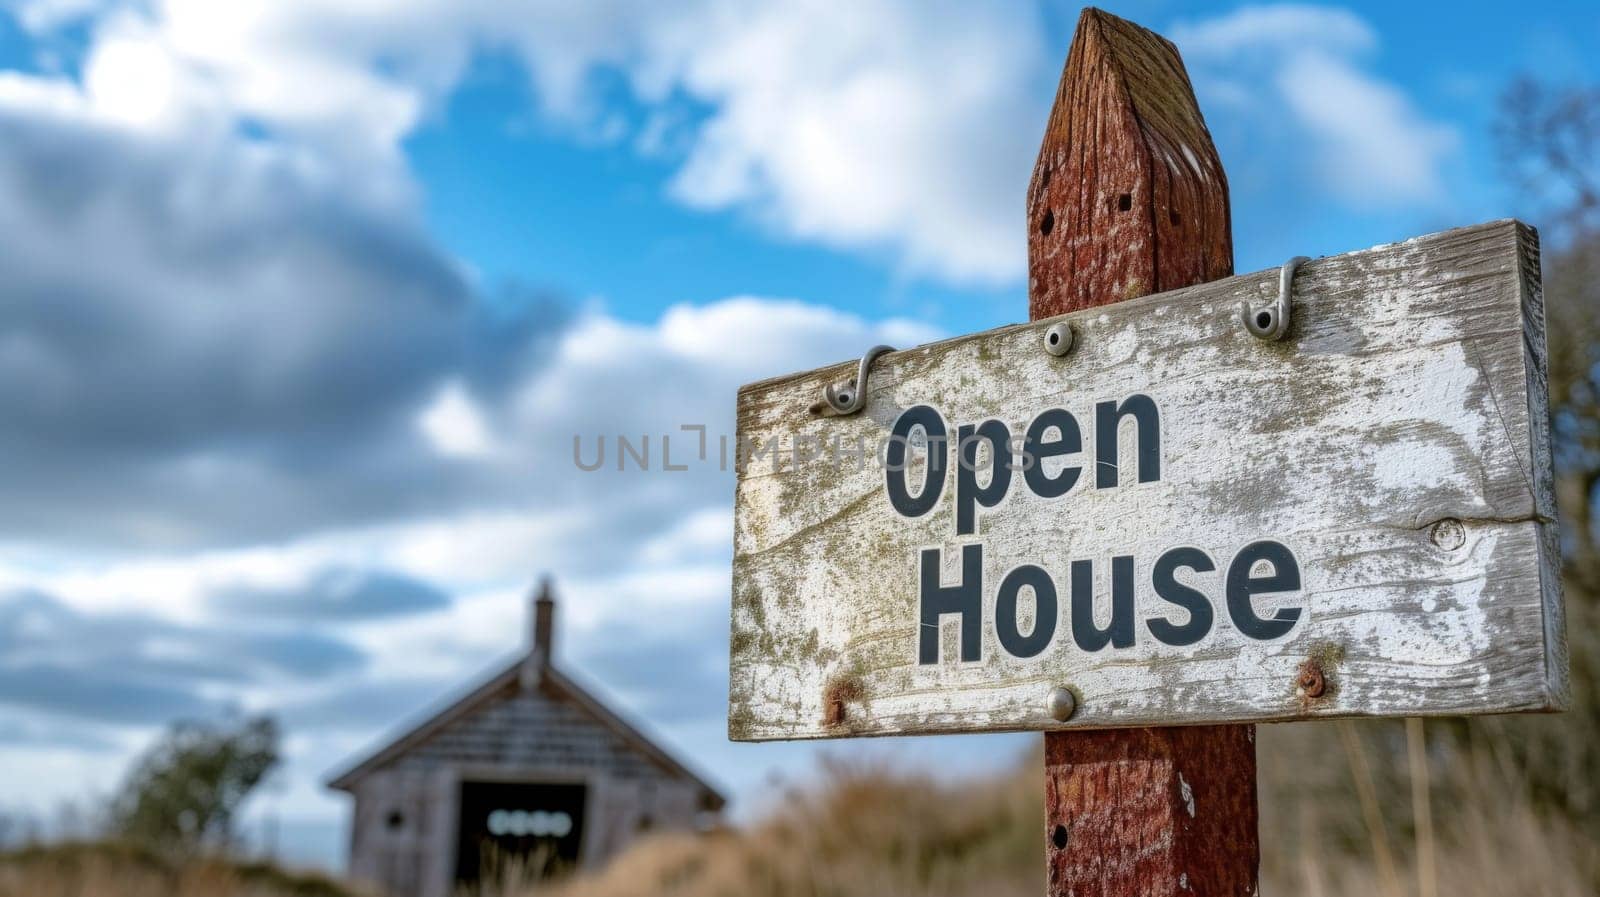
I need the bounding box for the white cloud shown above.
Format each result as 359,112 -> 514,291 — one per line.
1170,4 -> 1375,56
653,296 -> 939,370
6,0 -> 1051,285
418,381 -> 498,459
1172,4 -> 1458,208
1275,50 -> 1458,205
509,298 -> 936,458
661,1 -> 1048,283
4,2 -> 1466,277
82,26 -> 196,131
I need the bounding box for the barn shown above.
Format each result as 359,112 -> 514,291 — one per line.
327,579 -> 724,897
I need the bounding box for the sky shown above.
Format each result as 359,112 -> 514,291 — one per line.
0,0 -> 1595,874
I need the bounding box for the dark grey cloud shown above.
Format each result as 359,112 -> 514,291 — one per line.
212,567 -> 451,621
0,662 -> 226,725
0,589 -> 367,725
0,105 -> 566,549
281,676 -> 466,732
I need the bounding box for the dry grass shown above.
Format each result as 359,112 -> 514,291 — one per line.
1,727 -> 1593,897
543,756 -> 1043,897
1262,722 -> 1599,897
0,841 -> 360,897
535,726 -> 1597,897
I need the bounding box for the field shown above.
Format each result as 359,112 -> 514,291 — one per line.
3,657 -> 1594,897
0,841 -> 357,897
518,721 -> 1597,897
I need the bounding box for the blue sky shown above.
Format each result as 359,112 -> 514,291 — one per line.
0,0 -> 1595,873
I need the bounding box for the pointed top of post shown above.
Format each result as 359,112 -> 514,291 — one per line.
1027,7 -> 1232,319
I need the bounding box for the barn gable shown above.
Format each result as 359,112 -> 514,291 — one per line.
327,581 -> 721,897
327,662 -> 722,802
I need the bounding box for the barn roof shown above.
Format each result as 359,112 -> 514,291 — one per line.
325,582 -> 725,811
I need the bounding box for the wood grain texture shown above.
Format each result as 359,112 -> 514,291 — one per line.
728,219 -> 1564,741
1027,7 -> 1230,320
1032,12 -> 1253,896
1045,726 -> 1257,895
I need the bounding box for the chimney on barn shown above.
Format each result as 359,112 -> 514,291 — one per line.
522,576 -> 555,689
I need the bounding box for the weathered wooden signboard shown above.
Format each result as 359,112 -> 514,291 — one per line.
729,219 -> 1566,741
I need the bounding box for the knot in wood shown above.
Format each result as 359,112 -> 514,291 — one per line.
1430,518 -> 1467,551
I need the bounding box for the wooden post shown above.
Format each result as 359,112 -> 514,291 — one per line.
1031,10 -> 1258,896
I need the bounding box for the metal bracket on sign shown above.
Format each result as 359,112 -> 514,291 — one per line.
1241,256 -> 1309,341
815,344 -> 895,416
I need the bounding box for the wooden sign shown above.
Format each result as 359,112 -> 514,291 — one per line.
728,219 -> 1567,741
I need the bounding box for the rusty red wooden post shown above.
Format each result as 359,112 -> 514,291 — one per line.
1031,9 -> 1258,895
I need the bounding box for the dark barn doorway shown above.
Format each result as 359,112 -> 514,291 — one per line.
455,781 -> 587,887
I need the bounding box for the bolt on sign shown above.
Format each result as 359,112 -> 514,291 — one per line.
728,219 -> 1567,741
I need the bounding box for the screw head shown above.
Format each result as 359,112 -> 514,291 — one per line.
1296,659 -> 1327,699
1297,669 -> 1325,698
1043,322 -> 1074,357
1047,686 -> 1077,722
1430,518 -> 1466,551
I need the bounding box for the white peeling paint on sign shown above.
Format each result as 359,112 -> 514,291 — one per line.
728,220 -> 1566,741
